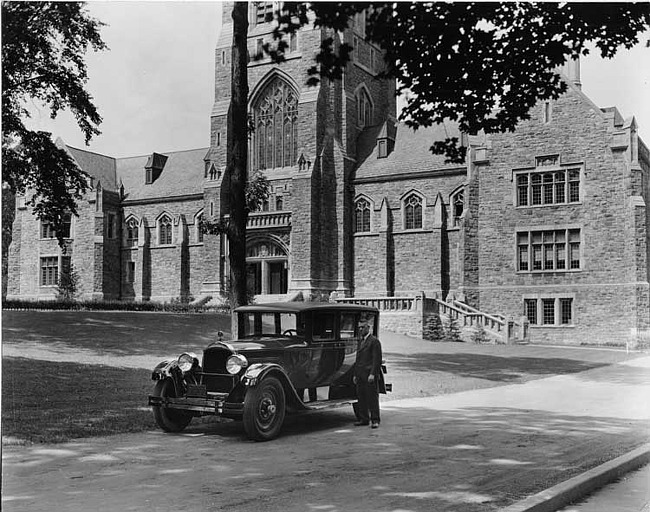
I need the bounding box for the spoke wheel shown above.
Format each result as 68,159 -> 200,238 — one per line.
152,378 -> 192,433
243,376 -> 286,441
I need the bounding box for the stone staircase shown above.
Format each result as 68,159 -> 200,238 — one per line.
336,293 -> 530,345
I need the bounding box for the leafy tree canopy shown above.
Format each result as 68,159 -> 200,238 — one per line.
2,1 -> 107,245
269,2 -> 650,162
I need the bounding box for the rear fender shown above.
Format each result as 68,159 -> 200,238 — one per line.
242,363 -> 307,410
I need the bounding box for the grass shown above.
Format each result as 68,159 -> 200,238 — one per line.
2,310 -> 231,356
2,357 -> 156,444
2,310 -> 232,445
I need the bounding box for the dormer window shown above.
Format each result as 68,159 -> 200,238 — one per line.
144,152 -> 168,185
378,140 -> 387,158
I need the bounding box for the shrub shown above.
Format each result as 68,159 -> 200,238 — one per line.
445,316 -> 463,343
472,323 -> 491,344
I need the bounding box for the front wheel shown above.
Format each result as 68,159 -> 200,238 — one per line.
152,378 -> 192,432
243,376 -> 286,441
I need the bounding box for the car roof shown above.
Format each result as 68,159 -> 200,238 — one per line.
234,302 -> 379,314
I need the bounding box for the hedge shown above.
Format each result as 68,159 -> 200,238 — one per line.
2,298 -> 230,314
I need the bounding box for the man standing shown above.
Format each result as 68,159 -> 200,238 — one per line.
353,317 -> 383,428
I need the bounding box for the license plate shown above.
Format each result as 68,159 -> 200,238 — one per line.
187,384 -> 207,397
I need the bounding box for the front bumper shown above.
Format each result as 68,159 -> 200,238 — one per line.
148,393 -> 244,416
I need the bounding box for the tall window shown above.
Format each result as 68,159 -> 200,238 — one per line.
159,214 -> 173,245
251,77 -> 298,170
255,2 -> 274,24
107,213 -> 117,239
452,190 -> 464,227
404,193 -> 423,230
40,256 -> 59,286
357,88 -> 372,127
196,213 -> 204,243
275,195 -> 284,211
355,198 -> 371,233
126,261 -> 136,284
41,213 -> 71,239
516,168 -> 581,206
517,228 -> 581,272
524,298 -> 574,326
126,218 -> 139,247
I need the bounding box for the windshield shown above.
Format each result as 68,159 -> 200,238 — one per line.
239,312 -> 300,337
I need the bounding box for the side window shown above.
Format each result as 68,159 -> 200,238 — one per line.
340,313 -> 356,340
312,313 -> 336,341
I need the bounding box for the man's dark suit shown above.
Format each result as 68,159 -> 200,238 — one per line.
353,333 -> 382,424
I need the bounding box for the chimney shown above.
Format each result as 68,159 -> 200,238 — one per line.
562,57 -> 581,90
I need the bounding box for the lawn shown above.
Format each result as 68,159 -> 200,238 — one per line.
2,310 -> 232,444
3,357 -> 155,444
2,310 -> 231,356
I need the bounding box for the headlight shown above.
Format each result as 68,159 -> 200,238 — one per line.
178,352 -> 198,372
226,354 -> 248,375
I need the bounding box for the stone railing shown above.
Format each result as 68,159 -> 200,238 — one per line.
335,292 -> 529,344
246,211 -> 292,230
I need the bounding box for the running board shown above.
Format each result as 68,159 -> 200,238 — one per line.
303,398 -> 357,411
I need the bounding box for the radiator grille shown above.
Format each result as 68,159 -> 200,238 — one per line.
201,347 -> 236,393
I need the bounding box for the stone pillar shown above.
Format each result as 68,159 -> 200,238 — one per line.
136,217 -> 150,301
261,260 -> 269,294
378,198 -> 394,295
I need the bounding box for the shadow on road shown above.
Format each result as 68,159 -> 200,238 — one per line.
386,351 -> 608,382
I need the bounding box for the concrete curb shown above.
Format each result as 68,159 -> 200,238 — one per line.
501,443 -> 650,512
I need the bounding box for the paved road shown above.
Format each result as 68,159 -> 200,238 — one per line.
3,333 -> 649,512
557,464 -> 650,512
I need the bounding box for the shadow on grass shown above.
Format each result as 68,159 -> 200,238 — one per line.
2,356 -> 155,443
385,351 -> 608,382
2,310 -> 231,356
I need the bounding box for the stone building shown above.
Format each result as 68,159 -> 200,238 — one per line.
7,3 -> 650,345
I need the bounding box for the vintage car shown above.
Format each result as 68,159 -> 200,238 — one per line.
148,302 -> 390,441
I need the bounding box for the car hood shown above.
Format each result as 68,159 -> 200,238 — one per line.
206,338 -> 295,353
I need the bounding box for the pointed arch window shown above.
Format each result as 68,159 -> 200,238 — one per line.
452,190 -> 464,227
195,213 -> 204,243
357,88 -> 372,127
158,214 -> 173,245
404,193 -> 423,230
126,218 -> 139,247
251,77 -> 298,170
355,198 -> 371,233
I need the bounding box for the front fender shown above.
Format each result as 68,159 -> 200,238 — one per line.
151,359 -> 178,381
242,363 -> 307,410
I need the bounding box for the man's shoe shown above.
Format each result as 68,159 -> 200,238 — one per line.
354,421 -> 369,426
371,421 -> 379,429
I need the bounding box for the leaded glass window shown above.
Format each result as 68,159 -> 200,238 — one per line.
251,77 -> 298,170
404,194 -> 423,230
355,198 -> 371,233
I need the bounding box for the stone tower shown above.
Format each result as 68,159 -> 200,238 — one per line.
205,3 -> 396,299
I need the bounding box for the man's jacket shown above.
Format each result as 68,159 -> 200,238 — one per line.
354,334 -> 382,380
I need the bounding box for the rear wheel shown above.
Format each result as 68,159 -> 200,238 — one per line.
152,378 -> 192,432
243,376 -> 286,441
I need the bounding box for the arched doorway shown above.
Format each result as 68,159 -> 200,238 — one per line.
246,238 -> 289,295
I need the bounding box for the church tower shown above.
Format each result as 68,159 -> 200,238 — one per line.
205,2 -> 396,300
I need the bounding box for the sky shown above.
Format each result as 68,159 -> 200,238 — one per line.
24,1 -> 650,158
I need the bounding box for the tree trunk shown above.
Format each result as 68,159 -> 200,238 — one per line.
228,2 -> 249,308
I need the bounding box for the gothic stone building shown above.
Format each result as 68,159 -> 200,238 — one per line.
7,3 -> 650,346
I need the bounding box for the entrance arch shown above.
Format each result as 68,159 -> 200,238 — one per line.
246,237 -> 289,295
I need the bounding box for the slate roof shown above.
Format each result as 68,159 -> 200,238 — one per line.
355,120 -> 465,179
116,147 -> 209,201
64,144 -> 118,192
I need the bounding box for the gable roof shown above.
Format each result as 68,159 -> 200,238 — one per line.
62,142 -> 118,192
355,120 -> 465,179
116,147 -> 209,201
